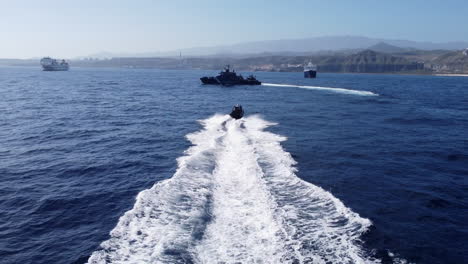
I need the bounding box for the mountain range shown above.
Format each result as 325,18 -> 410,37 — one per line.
2,36 -> 467,74
86,36 -> 468,58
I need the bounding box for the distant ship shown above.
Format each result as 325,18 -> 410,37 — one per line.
304,62 -> 317,78
201,65 -> 261,86
40,57 -> 69,71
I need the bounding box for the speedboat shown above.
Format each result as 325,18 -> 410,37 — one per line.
230,104 -> 244,119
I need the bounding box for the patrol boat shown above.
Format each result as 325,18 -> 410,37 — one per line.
40,57 -> 69,71
201,65 -> 261,86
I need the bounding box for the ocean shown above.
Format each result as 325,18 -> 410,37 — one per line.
0,67 -> 467,264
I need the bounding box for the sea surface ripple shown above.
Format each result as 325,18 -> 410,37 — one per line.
0,67 -> 467,263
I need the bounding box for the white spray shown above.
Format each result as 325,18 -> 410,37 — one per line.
88,115 -> 377,264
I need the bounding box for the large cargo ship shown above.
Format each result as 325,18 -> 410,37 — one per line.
40,57 -> 69,71
304,61 -> 317,78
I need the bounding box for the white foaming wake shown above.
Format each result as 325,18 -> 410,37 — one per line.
88,115 -> 378,264
262,83 -> 378,96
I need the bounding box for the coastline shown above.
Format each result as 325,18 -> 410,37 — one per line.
2,64 -> 468,77
310,71 -> 468,77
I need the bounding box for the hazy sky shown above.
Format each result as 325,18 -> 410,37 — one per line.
1,0 -> 467,58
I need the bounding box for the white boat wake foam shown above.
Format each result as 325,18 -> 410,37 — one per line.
262,83 -> 378,96
88,115 -> 378,264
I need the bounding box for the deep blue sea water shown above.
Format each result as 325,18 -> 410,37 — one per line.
0,67 -> 467,264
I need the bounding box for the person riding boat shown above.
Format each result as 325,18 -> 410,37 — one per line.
229,104 -> 244,119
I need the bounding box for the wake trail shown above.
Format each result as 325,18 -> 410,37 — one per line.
88,114 -> 380,264
87,115 -> 230,263
194,119 -> 285,263
262,82 -> 378,96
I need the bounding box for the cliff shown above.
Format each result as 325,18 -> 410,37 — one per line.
319,50 -> 425,73
427,49 -> 468,73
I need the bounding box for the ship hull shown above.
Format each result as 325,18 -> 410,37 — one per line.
42,65 -> 69,71
304,70 -> 316,78
200,77 -> 261,86
200,77 -> 219,84
240,79 -> 261,85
